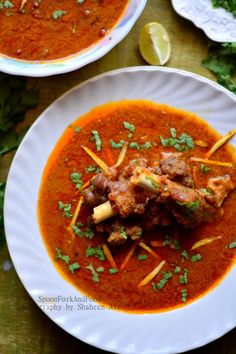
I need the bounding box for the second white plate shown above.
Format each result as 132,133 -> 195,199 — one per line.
171,0 -> 236,42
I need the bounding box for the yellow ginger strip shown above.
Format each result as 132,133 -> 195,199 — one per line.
205,130 -> 236,159
191,235 -> 222,250
138,260 -> 166,287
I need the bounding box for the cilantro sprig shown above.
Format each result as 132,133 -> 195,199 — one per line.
160,128 -> 194,151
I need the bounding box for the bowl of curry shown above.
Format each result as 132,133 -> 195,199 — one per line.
0,0 -> 146,76
4,67 -> 236,354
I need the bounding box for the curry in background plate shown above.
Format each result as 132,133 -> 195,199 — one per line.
0,0 -> 128,61
38,100 -> 236,312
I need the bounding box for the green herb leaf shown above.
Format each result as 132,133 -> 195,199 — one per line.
71,224 -> 84,238
68,262 -> 80,273
74,126 -> 81,133
84,228 -> 94,239
123,121 -> 135,132
55,248 -> 70,264
91,130 -> 102,151
160,129 -> 194,151
153,271 -> 173,290
109,268 -> 119,274
70,172 -> 83,189
145,175 -> 159,189
58,201 -> 73,218
181,289 -> 188,303
129,142 -> 139,149
86,245 -> 105,261
191,253 -> 202,263
227,241 -> 236,249
181,250 -> 189,262
110,139 -> 124,149
202,42 -> 236,94
96,266 -> 104,273
179,268 -> 188,284
0,0 -> 14,9
137,254 -> 148,260
174,266 -> 181,273
200,163 -> 211,173
85,165 -> 101,173
212,0 -> 236,17
52,10 -> 67,20
86,262 -> 100,282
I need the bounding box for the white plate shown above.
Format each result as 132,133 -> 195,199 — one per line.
171,0 -> 236,42
0,1 -> 146,77
4,67 -> 236,354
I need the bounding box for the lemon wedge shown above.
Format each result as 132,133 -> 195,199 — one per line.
139,22 -> 171,66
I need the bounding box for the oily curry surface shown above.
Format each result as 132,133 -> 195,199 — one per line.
38,100 -> 236,313
0,0 -> 127,61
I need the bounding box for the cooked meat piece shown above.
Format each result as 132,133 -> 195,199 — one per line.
119,158 -> 148,179
141,200 -> 172,229
108,180 -> 146,218
82,187 -> 106,207
159,152 -> 194,187
103,166 -> 118,179
93,173 -> 110,193
107,220 -> 127,246
205,175 -> 235,207
125,225 -> 142,240
131,168 -> 205,228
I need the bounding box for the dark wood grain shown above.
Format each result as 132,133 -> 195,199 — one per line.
0,0 -> 235,353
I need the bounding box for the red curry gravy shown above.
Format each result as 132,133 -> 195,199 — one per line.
0,0 -> 128,61
38,100 -> 236,313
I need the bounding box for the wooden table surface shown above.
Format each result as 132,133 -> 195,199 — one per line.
1,1 -> 236,353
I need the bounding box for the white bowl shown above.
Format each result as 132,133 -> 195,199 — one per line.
4,67 -> 236,354
0,1 -> 147,77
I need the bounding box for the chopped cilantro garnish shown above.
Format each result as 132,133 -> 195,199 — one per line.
227,241 -> 236,249
58,201 -> 73,218
109,268 -> 119,274
74,126 -> 81,133
129,142 -> 139,149
84,228 -> 94,239
137,254 -> 148,260
85,165 -> 101,173
160,128 -> 194,151
174,266 -> 181,273
145,175 -> 159,189
200,164 -> 211,173
200,188 -> 212,196
120,227 -> 127,240
91,130 -> 102,151
52,10 -> 67,19
96,266 -> 104,273
123,121 -> 135,132
68,262 -> 80,273
141,141 -> 152,149
86,262 -> 100,282
71,224 -> 84,238
70,172 -> 83,189
176,200 -> 200,216
86,245 -> 105,261
55,248 -> 70,264
127,133 -> 133,139
181,289 -> 188,303
0,0 -> 13,8
110,139 -> 124,149
179,268 -> 188,284
181,250 -> 189,262
152,271 -> 173,291
191,253 -> 203,263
